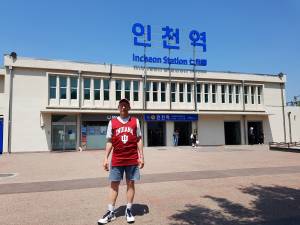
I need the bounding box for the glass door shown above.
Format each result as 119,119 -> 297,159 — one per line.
52,125 -> 65,150
64,125 -> 77,150
52,124 -> 77,151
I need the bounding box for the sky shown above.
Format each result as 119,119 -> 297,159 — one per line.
0,0 -> 299,101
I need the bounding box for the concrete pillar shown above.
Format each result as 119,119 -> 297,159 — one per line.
76,114 -> 81,151
166,121 -> 174,146
143,121 -> 148,147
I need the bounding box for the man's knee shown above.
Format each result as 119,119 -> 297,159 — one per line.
126,179 -> 135,187
110,181 -> 120,190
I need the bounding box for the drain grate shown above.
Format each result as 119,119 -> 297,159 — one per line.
0,173 -> 16,178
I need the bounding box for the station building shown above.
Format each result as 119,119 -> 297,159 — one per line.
0,55 -> 299,153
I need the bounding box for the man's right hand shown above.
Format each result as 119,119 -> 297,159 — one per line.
103,158 -> 109,171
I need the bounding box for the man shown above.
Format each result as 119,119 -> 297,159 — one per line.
98,99 -> 144,224
173,129 -> 179,146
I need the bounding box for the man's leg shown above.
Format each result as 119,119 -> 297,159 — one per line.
109,181 -> 120,208
126,180 -> 135,204
98,181 -> 120,224
125,179 -> 135,223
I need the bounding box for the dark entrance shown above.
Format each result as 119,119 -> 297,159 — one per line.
174,122 -> 192,146
248,121 -> 264,144
147,122 -> 165,146
224,121 -> 241,145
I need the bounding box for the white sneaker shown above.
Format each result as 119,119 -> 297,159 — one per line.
125,208 -> 135,223
98,210 -> 116,224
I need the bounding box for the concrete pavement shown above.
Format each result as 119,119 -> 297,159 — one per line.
0,145 -> 300,225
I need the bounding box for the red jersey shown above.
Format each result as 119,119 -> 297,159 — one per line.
111,117 -> 139,166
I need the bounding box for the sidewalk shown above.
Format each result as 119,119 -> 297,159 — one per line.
0,146 -> 300,225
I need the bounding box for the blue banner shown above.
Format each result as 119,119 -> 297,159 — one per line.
144,114 -> 198,121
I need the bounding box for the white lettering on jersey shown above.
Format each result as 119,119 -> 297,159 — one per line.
116,126 -> 133,136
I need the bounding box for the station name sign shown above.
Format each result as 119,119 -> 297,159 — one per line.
132,54 -> 206,66
144,114 -> 198,121
132,23 -> 207,66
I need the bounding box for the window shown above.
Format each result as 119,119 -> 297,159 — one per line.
212,84 -> 216,103
125,80 -> 131,100
196,83 -> 201,103
229,85 -> 233,104
115,80 -> 122,101
251,86 -> 255,104
171,83 -> 176,102
152,82 -> 158,102
49,76 -> 57,99
221,85 -> 226,103
133,81 -> 139,101
70,77 -> 78,100
204,83 -> 209,103
179,83 -> 184,102
104,80 -> 110,100
161,82 -> 166,102
60,77 -> 67,99
146,82 -> 150,101
235,85 -> 240,104
94,79 -> 100,100
257,86 -> 262,104
84,78 -> 91,100
244,85 -> 248,104
187,83 -> 192,102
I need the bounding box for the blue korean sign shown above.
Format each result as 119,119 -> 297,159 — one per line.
144,114 -> 198,122
132,22 -> 207,66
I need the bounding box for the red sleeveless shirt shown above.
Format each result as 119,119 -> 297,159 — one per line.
111,117 -> 139,166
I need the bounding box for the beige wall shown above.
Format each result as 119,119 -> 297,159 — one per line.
6,68 -> 51,152
198,115 -> 225,145
286,106 -> 300,142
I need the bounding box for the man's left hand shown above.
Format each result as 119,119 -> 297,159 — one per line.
138,158 -> 144,169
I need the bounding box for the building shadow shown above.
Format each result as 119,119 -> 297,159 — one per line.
115,204 -> 149,218
169,185 -> 300,225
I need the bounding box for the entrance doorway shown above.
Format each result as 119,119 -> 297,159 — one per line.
52,124 -> 77,150
224,121 -> 241,145
248,121 -> 264,144
51,115 -> 77,151
174,122 -> 192,146
147,122 -> 165,146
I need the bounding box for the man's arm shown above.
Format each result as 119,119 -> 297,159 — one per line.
137,138 -> 144,169
103,140 -> 113,171
136,119 -> 144,169
103,120 -> 113,171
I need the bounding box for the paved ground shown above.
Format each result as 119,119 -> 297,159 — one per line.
0,145 -> 300,225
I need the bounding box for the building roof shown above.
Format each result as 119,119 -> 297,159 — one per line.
3,55 -> 286,83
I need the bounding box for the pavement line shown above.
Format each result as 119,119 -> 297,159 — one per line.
0,165 -> 300,195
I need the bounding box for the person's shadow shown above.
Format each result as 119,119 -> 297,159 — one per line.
114,204 -> 149,218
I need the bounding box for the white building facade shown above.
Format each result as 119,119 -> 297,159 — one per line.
1,55 -> 299,153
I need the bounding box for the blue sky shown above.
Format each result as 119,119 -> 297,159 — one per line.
0,0 -> 299,101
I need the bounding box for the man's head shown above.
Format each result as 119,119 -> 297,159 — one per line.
118,99 -> 131,118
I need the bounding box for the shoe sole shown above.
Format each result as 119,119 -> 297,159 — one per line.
98,217 -> 116,225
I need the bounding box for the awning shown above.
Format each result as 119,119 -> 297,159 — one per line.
41,108 -> 270,116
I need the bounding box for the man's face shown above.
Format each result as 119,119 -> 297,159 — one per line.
118,102 -> 130,113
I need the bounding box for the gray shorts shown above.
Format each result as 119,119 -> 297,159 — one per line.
109,165 -> 140,181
